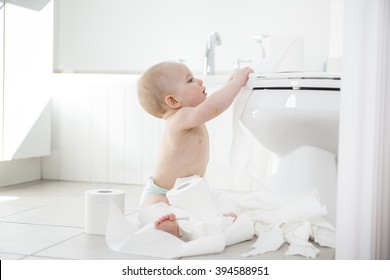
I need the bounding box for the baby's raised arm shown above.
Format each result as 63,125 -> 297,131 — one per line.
176,67 -> 253,129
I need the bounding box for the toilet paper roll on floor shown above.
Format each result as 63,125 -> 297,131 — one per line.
166,176 -> 217,219
85,189 -> 125,235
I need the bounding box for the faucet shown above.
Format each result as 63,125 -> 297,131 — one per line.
203,31 -> 221,75
254,34 -> 271,59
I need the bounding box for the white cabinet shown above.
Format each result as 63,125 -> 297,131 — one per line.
0,4 -> 4,160
0,1 -> 52,161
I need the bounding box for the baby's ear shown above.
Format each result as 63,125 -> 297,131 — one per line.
164,95 -> 181,109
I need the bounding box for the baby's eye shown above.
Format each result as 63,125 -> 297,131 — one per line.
188,78 -> 194,83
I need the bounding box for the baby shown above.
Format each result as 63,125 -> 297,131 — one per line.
137,61 -> 253,237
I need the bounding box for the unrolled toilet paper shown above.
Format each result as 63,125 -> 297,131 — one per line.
105,201 -> 254,258
166,176 -> 218,219
85,189 -> 125,235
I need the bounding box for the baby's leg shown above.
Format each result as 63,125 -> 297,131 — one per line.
140,193 -> 169,208
155,213 -> 180,237
223,213 -> 237,220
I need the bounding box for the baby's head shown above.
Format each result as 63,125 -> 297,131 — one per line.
137,61 -> 183,118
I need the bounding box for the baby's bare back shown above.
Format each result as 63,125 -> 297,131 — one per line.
152,123 -> 209,190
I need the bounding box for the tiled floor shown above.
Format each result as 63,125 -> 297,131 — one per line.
0,180 -> 334,260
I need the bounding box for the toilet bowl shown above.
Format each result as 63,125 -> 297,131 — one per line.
240,72 -> 340,225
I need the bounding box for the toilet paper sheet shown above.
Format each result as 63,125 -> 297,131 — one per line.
106,202 -> 228,258
106,201 -> 254,258
167,176 -> 218,219
104,177 -> 334,258
105,177 -> 255,258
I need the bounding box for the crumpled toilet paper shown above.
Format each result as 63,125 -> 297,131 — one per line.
237,189 -> 336,258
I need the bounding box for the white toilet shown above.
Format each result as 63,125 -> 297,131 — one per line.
240,72 -> 340,225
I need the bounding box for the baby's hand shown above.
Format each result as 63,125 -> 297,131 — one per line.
229,67 -> 254,87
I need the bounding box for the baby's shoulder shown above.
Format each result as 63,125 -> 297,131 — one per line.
166,107 -> 191,124
165,108 -> 200,133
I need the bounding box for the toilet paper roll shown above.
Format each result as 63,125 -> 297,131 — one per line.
166,177 -> 217,219
85,189 -> 125,235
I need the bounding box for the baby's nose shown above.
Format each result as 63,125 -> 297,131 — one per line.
197,79 -> 203,85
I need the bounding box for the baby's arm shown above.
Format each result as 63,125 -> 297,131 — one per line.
177,67 -> 253,129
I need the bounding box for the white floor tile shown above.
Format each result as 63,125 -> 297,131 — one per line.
36,232 -> 162,260
22,255 -> 75,260
0,200 -> 47,218
0,222 -> 83,255
0,201 -> 85,228
0,252 -> 27,260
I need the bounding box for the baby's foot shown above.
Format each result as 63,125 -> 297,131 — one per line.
155,213 -> 180,237
223,212 -> 237,221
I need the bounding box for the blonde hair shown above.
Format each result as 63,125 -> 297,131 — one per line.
137,62 -> 176,118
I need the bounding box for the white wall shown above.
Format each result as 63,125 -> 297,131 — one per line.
42,74 -> 143,184
0,1 -> 52,187
54,0 -> 332,74
2,2 -> 52,160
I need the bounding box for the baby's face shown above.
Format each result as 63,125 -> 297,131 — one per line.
167,63 -> 207,108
